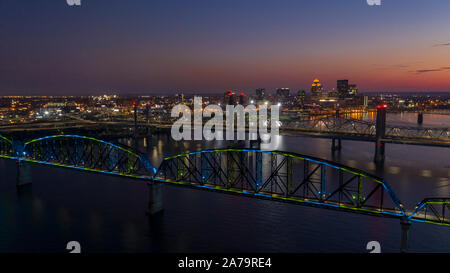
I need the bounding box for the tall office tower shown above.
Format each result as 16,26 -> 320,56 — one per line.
175,93 -> 184,104
311,78 -> 323,98
348,84 -> 358,97
256,88 -> 265,100
337,80 -> 349,99
224,90 -> 235,105
276,88 -> 290,100
239,92 -> 247,105
296,90 -> 306,107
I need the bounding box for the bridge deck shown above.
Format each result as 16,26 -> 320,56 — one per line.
1,120 -> 448,147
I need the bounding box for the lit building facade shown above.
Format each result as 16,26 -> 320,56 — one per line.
311,78 -> 323,98
349,84 -> 358,96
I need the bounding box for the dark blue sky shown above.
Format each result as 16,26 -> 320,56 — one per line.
1,0 -> 449,95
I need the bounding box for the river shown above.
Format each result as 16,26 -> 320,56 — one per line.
0,111 -> 448,252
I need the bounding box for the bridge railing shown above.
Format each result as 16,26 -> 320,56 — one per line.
154,148 -> 407,218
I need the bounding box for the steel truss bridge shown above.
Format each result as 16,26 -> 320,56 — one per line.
281,116 -> 450,146
0,134 -> 449,230
1,115 -> 449,147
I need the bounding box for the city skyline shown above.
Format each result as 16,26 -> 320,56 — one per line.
1,0 -> 450,95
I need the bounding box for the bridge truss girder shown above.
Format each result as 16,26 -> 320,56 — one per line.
409,198 -> 450,225
156,149 -> 406,218
0,135 -> 14,158
283,117 -> 449,142
20,135 -> 154,177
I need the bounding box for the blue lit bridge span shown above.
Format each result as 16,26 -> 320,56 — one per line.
0,134 -> 156,179
1,134 -> 450,251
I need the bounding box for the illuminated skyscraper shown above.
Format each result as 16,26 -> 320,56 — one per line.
224,90 -> 235,105
239,92 -> 247,105
311,78 -> 323,98
349,84 -> 358,96
276,88 -> 290,100
337,80 -> 349,99
296,90 -> 306,107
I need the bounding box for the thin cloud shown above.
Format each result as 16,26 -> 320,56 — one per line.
414,67 -> 450,74
433,43 -> 450,47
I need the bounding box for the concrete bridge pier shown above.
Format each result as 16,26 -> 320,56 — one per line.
374,141 -> 385,163
147,182 -> 164,216
400,220 -> 411,253
331,137 -> 342,152
145,102 -> 151,136
331,109 -> 342,152
16,159 -> 32,187
418,112 -> 423,125
145,126 -> 153,137
133,101 -> 138,149
374,105 -> 387,163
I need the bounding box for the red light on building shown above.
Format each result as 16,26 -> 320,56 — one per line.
132,101 -> 136,106
240,92 -> 244,97
228,92 -> 232,96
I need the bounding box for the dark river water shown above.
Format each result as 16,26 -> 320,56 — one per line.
0,111 -> 449,253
